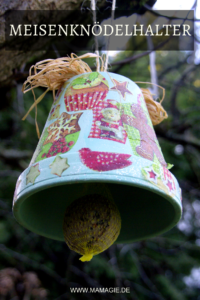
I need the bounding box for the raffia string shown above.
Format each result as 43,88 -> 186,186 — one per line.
22,53 -> 104,137
22,53 -> 167,138
141,88 -> 168,125
135,81 -> 168,125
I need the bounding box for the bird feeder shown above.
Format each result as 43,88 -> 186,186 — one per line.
13,71 -> 182,261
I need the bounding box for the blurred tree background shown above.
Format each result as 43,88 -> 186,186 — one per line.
0,0 -> 200,299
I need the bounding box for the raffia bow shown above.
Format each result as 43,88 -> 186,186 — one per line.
22,53 -> 168,137
139,86 -> 168,125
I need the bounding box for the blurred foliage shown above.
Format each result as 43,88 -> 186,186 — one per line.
1,8 -> 200,300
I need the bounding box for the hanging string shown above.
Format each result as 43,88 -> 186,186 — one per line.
104,0 -> 117,71
21,0 -> 168,137
91,0 -> 100,71
143,17 -> 158,97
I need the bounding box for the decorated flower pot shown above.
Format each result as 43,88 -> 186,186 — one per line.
13,72 -> 182,260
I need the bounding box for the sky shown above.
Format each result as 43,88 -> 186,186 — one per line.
106,0 -> 198,58
153,0 -> 197,11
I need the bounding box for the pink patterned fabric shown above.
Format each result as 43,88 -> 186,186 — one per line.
88,100 -> 127,144
121,98 -> 167,167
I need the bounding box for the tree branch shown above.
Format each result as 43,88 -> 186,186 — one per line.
0,148 -> 32,160
156,130 -> 200,150
170,65 -> 198,120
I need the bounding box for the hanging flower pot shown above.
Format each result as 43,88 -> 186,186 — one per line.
13,55 -> 182,261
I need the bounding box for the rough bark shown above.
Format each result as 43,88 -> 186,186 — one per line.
0,0 -> 81,85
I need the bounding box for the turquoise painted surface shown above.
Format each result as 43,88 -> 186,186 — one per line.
13,72 -> 182,242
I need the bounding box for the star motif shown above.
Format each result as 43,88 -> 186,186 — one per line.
65,124 -> 75,133
44,112 -> 82,145
148,170 -> 157,180
166,180 -> 173,192
110,79 -> 132,99
14,179 -> 22,201
26,164 -> 40,184
49,156 -> 69,177
70,115 -> 77,121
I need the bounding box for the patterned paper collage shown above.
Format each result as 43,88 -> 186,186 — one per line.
14,72 -> 182,204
